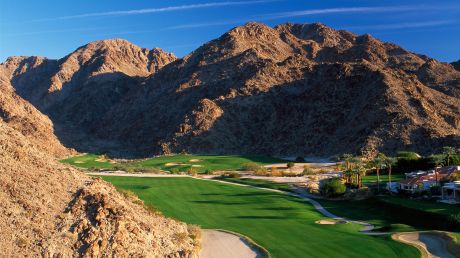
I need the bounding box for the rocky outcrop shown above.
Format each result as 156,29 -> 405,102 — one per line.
0,110 -> 199,257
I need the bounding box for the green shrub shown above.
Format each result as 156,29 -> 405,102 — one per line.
242,162 -> 260,171
243,162 -> 268,175
320,179 -> 346,197
287,162 -> 295,169
170,168 -> 180,174
302,165 -> 315,175
396,152 -> 421,160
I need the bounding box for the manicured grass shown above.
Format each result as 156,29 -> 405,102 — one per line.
217,178 -> 457,232
61,154 -> 284,173
102,176 -> 418,258
217,177 -> 295,192
380,196 -> 460,216
362,174 -> 405,185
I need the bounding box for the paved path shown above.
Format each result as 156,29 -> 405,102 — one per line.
199,230 -> 262,258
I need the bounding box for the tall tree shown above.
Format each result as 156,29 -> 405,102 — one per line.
385,157 -> 397,193
443,146 -> 457,166
371,153 -> 387,193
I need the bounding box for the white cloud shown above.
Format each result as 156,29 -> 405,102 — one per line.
28,1 -> 276,22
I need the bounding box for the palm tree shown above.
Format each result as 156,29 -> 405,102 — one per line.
340,153 -> 354,170
431,155 -> 445,186
385,157 -> 397,193
443,146 -> 457,166
371,153 -> 387,193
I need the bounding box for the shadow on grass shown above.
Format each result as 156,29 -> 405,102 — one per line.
192,200 -> 256,205
232,215 -> 285,219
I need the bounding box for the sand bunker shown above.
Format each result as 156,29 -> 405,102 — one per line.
192,165 -> 203,167
189,159 -> 202,162
165,163 -> 182,167
393,231 -> 457,258
316,220 -> 347,225
199,230 -> 261,258
74,160 -> 85,164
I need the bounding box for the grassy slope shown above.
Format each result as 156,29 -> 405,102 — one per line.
380,196 -> 460,216
61,154 -> 283,173
218,178 -> 458,232
102,176 -> 418,258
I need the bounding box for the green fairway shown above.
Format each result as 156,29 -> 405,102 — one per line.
61,154 -> 283,173
102,176 -> 418,258
362,174 -> 405,185
380,196 -> 460,216
215,178 -> 459,232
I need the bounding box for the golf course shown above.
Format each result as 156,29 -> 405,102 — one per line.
61,154 -> 283,173
102,176 -> 419,258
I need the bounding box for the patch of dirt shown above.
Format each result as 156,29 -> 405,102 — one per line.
189,159 -> 202,162
192,165 -> 203,167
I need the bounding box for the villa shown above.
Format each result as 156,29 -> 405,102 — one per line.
397,166 -> 460,193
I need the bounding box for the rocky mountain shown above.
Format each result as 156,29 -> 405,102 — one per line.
96,22 -> 460,157
0,87 -> 199,256
0,39 -> 177,151
2,22 -> 460,157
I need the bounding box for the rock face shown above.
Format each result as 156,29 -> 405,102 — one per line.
2,23 -> 460,157
0,40 -> 177,152
0,93 -> 199,256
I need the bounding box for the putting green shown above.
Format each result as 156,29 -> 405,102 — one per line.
102,176 -> 419,258
62,154 -> 283,173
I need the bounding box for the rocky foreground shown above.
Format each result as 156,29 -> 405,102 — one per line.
0,81 -> 199,256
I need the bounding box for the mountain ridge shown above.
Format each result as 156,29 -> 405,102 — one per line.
1,22 -> 459,157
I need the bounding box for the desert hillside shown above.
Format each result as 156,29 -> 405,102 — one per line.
1,22 -> 459,157
0,83 -> 199,256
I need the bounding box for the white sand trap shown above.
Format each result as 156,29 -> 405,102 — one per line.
165,162 -> 182,167
200,230 -> 261,258
95,158 -> 108,162
74,160 -> 85,164
192,165 -> 203,167
394,232 -> 456,258
316,220 -> 347,225
189,159 -> 202,162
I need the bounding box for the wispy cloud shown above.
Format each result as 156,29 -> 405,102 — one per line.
258,6 -> 427,20
164,5 -> 443,31
346,20 -> 457,31
27,0 -> 275,23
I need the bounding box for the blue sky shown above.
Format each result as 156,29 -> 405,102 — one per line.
1,0 -> 459,62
